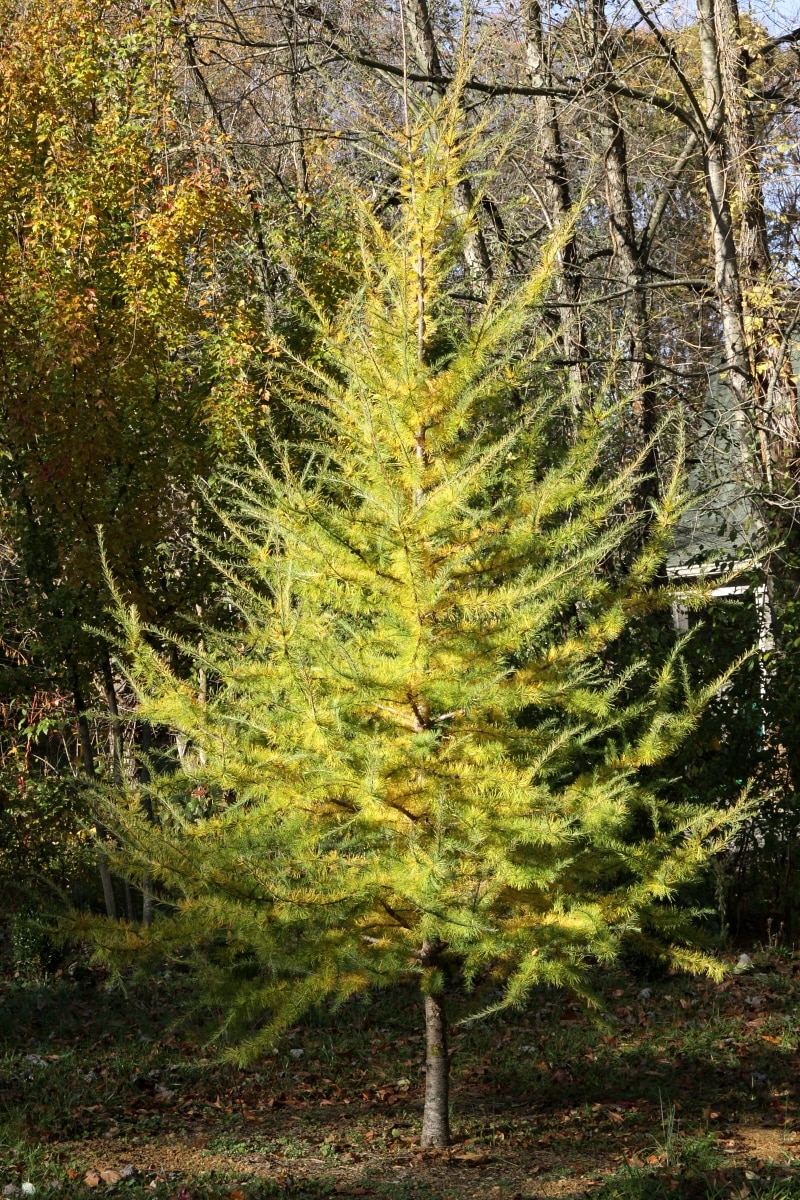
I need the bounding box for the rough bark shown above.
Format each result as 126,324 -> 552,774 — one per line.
420,943 -> 450,1148
522,0 -> 586,416
714,0 -> 771,282
714,0 -> 799,484
695,0 -> 757,475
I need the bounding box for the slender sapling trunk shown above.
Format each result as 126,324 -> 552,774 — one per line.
419,939 -> 450,1148
421,989 -> 450,1148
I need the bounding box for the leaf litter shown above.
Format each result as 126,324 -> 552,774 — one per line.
4,953 -> 800,1197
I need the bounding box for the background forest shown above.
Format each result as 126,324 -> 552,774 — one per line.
3,1 -> 800,1198
2,0 -> 798,948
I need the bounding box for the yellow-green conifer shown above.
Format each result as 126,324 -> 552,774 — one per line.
102,95 -> 742,1147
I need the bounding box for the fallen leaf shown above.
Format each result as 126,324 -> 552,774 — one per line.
99,1172 -> 121,1186
83,1173 -> 100,1189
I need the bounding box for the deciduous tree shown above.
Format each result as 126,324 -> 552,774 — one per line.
100,96 -> 742,1145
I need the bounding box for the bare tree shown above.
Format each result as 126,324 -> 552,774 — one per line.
522,0 -> 587,415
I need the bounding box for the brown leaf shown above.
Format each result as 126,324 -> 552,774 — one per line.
83,1172 -> 101,1188
99,1171 -> 121,1186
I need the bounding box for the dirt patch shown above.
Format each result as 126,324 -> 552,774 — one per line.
60,1139 -> 277,1179
58,1136 -> 611,1198
732,1123 -> 800,1161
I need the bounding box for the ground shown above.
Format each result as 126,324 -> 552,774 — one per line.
3,948 -> 800,1199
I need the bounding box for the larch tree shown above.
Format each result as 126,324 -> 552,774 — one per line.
100,94 -> 743,1147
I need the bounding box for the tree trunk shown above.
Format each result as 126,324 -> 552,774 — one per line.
695,0 -> 757,479
421,989 -> 450,1148
713,0 -> 771,283
122,879 -> 137,924
419,939 -> 450,1148
138,722 -> 155,928
714,0 -> 800,487
522,0 -> 586,417
71,665 -> 117,921
96,835 -> 117,922
588,0 -> 658,468
103,653 -> 137,922
141,878 -> 155,927
102,652 -> 124,788
285,0 -> 310,215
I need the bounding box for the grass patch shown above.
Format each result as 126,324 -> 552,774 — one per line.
3,950 -> 800,1197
